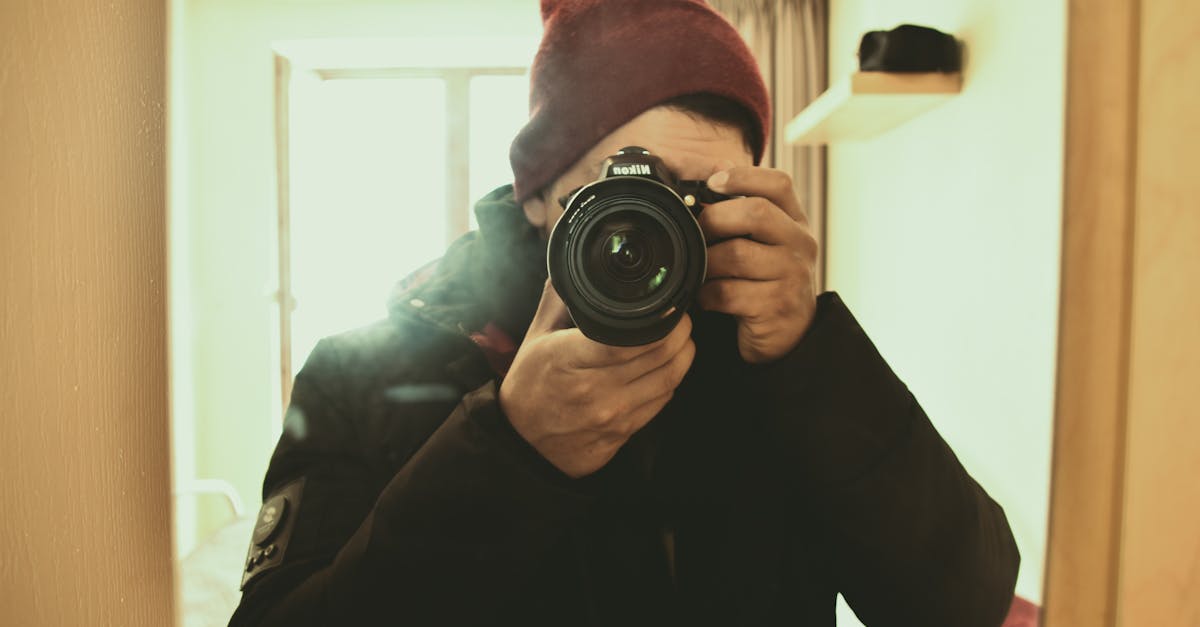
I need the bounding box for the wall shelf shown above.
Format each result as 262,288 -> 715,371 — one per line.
784,71 -> 963,145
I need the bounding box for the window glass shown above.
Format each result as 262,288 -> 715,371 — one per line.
468,74 -> 530,228
289,77 -> 447,376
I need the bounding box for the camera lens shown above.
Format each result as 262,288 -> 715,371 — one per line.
581,210 -> 675,304
547,172 -> 707,346
605,231 -> 647,274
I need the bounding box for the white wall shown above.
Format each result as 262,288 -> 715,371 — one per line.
825,0 -> 1064,609
171,0 -> 542,553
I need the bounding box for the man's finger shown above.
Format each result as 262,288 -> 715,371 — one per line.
527,279 -> 574,338
566,328 -> 666,369
707,166 -> 807,224
567,308 -> 694,370
698,196 -> 800,247
612,313 -> 693,382
697,278 -> 778,318
705,238 -> 789,281
625,336 -> 695,400
613,387 -> 678,439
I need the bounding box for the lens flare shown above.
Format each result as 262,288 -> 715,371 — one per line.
610,233 -> 625,254
649,266 -> 668,291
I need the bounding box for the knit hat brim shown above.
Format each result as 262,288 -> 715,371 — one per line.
509,0 -> 770,203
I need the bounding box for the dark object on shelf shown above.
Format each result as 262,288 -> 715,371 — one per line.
858,24 -> 961,73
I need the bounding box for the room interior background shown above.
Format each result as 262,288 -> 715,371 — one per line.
3,0 -> 1197,626
170,1 -> 1058,624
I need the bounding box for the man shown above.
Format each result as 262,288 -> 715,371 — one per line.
229,1 -> 1019,625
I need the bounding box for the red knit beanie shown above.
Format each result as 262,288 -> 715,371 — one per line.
509,0 -> 771,203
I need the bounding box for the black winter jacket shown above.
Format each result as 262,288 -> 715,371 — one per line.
228,186 -> 1019,627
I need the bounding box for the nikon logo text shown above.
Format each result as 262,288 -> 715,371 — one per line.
612,164 -> 652,176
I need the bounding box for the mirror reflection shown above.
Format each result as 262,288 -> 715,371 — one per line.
169,2 -> 1061,626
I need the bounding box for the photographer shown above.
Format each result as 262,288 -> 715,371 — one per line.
229,1 -> 1019,625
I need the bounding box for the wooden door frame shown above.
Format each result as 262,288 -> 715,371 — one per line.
1042,0 -> 1139,624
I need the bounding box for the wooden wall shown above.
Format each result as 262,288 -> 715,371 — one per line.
1115,0 -> 1200,621
1046,0 -> 1200,624
0,1 -> 176,625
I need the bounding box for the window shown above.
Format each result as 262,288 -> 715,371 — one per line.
468,74 -> 532,229
278,63 -> 529,396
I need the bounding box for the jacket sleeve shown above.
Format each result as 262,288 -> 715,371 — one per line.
752,292 -> 1020,627
228,338 -> 596,627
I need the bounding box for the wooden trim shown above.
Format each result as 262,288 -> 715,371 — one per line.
1042,0 -> 1141,624
1114,0 -> 1200,621
445,70 -> 471,242
314,67 -> 525,81
275,53 -> 296,411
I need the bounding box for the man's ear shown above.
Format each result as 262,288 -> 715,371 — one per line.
522,191 -> 549,230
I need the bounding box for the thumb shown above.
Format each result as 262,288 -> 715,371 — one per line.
526,279 -> 574,339
708,159 -> 736,178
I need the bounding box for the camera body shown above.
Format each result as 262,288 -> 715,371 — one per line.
547,146 -> 731,346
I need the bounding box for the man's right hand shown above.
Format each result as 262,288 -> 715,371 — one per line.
499,280 -> 696,478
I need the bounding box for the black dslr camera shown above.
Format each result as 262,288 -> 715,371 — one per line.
547,146 -> 732,346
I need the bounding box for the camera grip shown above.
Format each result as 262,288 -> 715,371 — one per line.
676,179 -> 736,214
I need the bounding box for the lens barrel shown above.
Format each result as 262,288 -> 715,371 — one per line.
548,176 -> 706,346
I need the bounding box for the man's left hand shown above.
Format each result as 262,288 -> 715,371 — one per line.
697,164 -> 819,364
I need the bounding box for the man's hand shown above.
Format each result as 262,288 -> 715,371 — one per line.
499,281 -> 696,478
698,164 -> 819,364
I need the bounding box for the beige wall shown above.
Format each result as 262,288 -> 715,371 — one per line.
0,1 -> 175,626
1116,0 -> 1200,621
826,0 -> 1065,608
1044,1 -> 1200,624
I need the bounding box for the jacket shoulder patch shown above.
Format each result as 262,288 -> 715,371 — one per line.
240,477 -> 305,590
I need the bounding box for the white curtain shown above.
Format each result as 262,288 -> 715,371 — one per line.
709,0 -> 828,289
